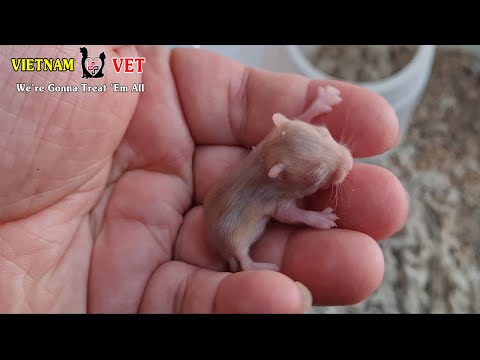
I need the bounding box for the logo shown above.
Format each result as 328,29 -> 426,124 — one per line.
11,57 -> 75,72
80,47 -> 106,79
12,46 -> 146,94
112,56 -> 145,73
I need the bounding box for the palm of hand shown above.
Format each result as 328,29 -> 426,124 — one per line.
0,45 -> 408,313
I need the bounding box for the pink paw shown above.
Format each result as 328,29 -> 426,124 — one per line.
297,85 -> 343,123
245,262 -> 280,272
310,207 -> 339,229
233,256 -> 281,272
314,85 -> 343,113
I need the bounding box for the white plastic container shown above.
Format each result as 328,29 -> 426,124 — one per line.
285,45 -> 437,152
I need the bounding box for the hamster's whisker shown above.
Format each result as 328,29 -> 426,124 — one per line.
342,177 -> 352,190
328,183 -> 335,204
339,116 -> 348,145
341,181 -> 351,207
344,125 -> 359,151
339,102 -> 353,146
334,184 -> 340,210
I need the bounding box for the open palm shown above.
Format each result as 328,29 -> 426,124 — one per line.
0,45 -> 408,313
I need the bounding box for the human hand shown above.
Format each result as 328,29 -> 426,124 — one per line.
0,45 -> 408,313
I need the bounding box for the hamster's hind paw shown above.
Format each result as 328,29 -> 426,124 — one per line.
313,85 -> 343,113
238,256 -> 280,272
246,262 -> 280,272
320,85 -> 341,97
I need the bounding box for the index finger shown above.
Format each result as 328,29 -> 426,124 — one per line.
171,47 -> 399,158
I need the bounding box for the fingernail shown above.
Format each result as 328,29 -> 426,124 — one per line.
295,281 -> 313,314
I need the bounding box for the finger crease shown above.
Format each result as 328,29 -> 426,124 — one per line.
228,66 -> 250,145
174,268 -> 197,313
281,228 -> 296,272
169,49 -> 195,151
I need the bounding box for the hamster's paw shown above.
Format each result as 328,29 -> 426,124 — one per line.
297,85 -> 342,123
319,207 -> 339,218
248,262 -> 280,272
317,85 -> 342,108
238,256 -> 280,272
310,207 -> 339,229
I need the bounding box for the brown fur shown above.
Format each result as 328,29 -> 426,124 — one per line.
203,86 -> 353,272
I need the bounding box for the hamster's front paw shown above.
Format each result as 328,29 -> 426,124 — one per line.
310,207 -> 339,229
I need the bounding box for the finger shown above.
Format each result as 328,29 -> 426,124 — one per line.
175,207 -> 384,306
139,261 -> 309,313
109,45 -> 194,185
281,228 -> 384,306
308,162 -> 410,240
171,48 -> 399,158
193,146 -> 409,240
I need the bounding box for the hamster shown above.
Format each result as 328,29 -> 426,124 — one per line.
203,85 -> 353,273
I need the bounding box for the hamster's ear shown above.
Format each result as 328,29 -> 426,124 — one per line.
268,163 -> 286,179
272,113 -> 291,128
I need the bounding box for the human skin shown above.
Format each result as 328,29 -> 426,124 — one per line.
0,45 -> 409,313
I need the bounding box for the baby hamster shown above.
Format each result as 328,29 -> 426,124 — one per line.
203,85 -> 353,273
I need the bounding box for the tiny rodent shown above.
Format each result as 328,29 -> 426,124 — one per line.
203,85 -> 353,273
